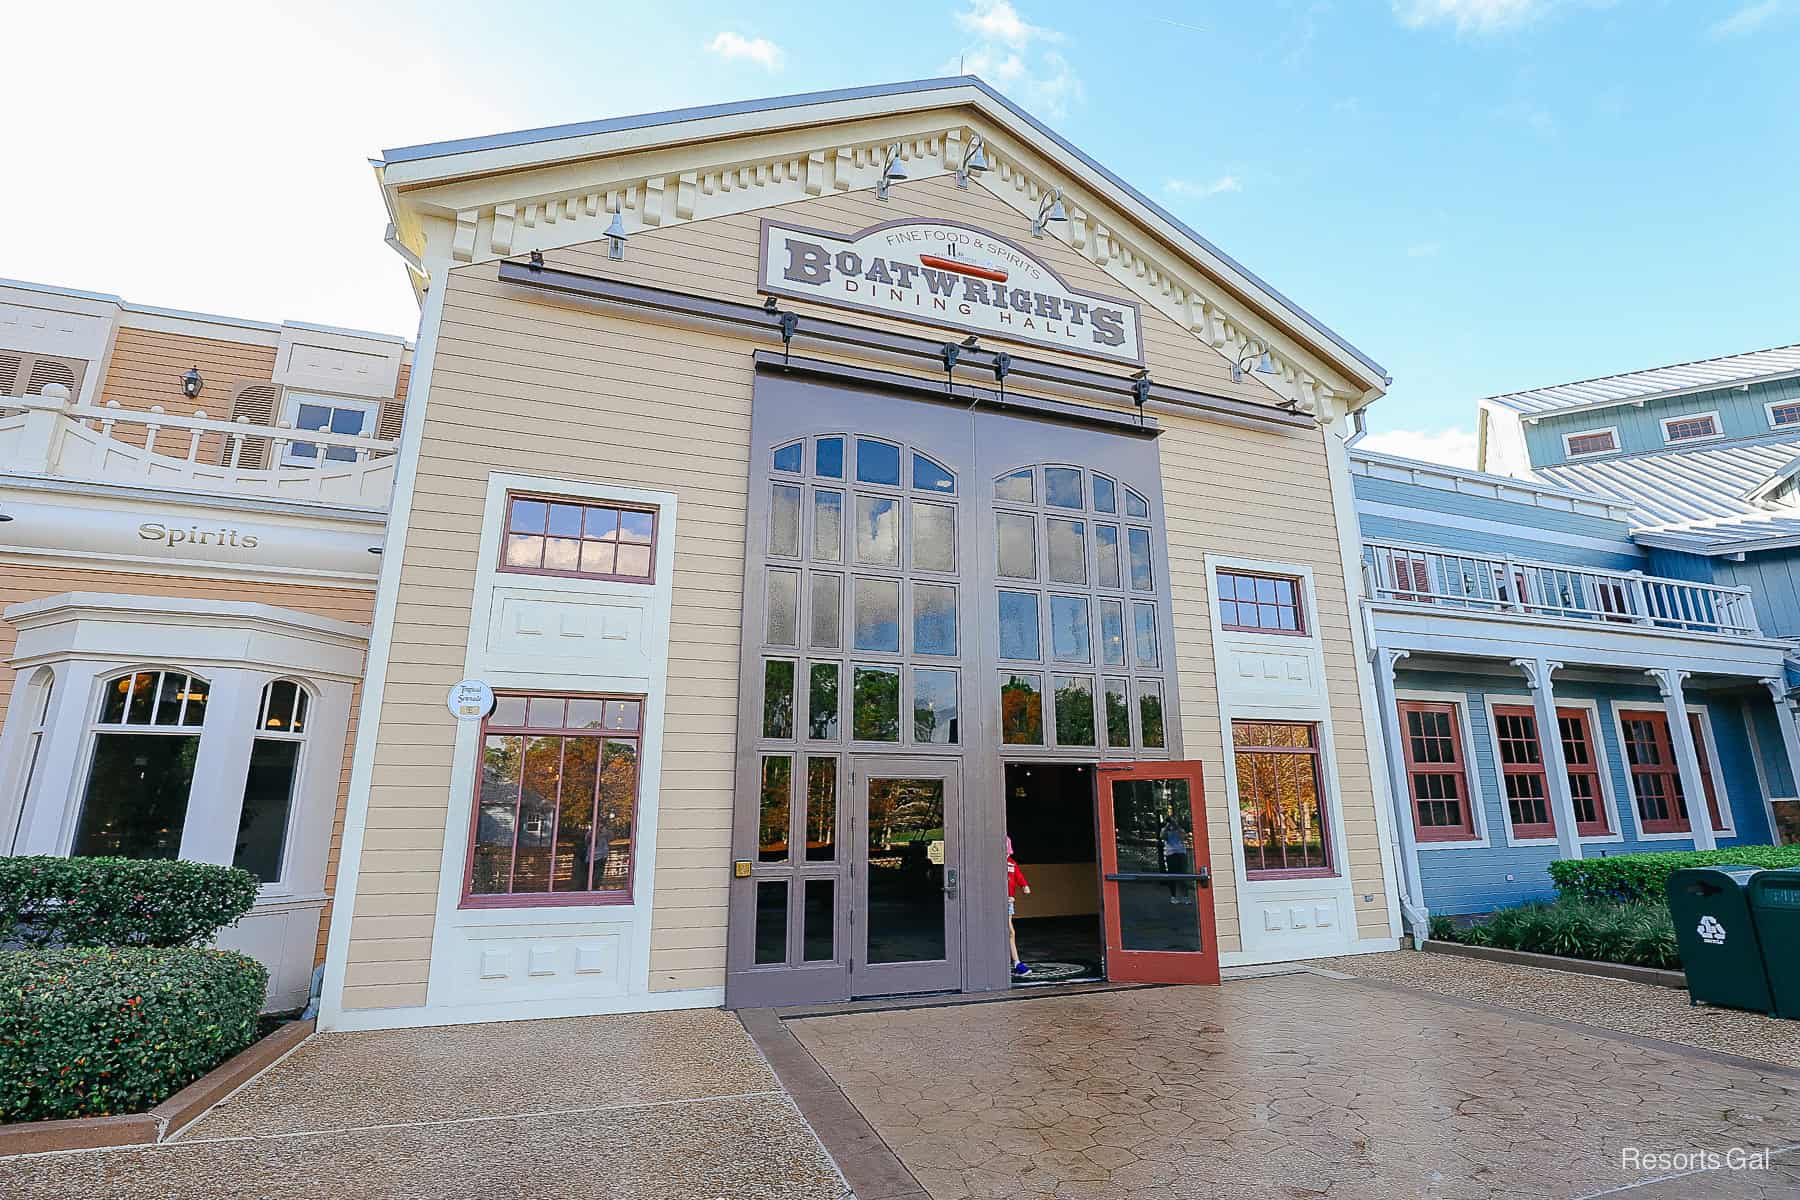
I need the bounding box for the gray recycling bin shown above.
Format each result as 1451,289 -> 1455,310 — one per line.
1665,866 -> 1773,1015
1747,868 -> 1800,1020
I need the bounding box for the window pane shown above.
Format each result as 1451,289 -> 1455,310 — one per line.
544,530 -> 581,572
911,501 -> 956,573
913,669 -> 959,744
547,503 -> 583,539
759,755 -> 791,863
770,484 -> 802,557
289,684 -> 309,733
1095,525 -> 1121,589
526,696 -> 565,727
854,577 -> 902,652
126,672 -> 156,725
856,438 -> 902,486
596,740 -> 636,892
491,695 -> 527,726
806,758 -> 837,861
1000,673 -> 1045,745
1127,528 -> 1154,591
295,402 -> 331,432
1050,595 -> 1091,663
232,740 -> 298,883
1044,467 -> 1083,508
996,512 -> 1038,579
913,453 -> 956,494
853,666 -> 901,741
508,736 -> 560,894
1054,675 -> 1096,746
1092,475 -> 1117,513
816,436 -> 844,479
578,536 -> 616,576
1139,681 -> 1167,749
603,700 -> 640,731
564,698 -> 604,729
327,406 -> 366,436
813,490 -> 844,562
913,583 -> 958,656
1047,518 -> 1087,585
1236,736 -> 1328,875
470,735 -> 522,893
1133,603 -> 1160,668
810,573 -> 842,649
155,673 -> 189,727
809,664 -> 840,740
1100,600 -> 1127,666
998,591 -> 1041,661
773,442 -> 804,473
767,569 -> 800,646
509,498 -> 547,533
101,673 -> 132,724
505,532 -> 544,568
1104,678 -> 1132,748
71,733 -> 199,860
755,879 -> 788,965
555,736 -> 599,891
854,495 -> 901,565
1125,489 -> 1150,519
763,660 -> 795,739
803,878 -> 836,961
996,468 -> 1034,503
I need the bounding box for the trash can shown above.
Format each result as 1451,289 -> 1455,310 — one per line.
1665,866 -> 1773,1015
1747,868 -> 1800,1020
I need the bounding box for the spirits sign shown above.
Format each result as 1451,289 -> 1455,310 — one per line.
759,218 -> 1144,367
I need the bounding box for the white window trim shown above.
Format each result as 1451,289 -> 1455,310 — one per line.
1765,398 -> 1800,430
240,678 -> 318,889
280,392 -> 381,466
1658,410 -> 1724,446
1480,695 -> 1624,848
1562,426 -> 1621,459
1610,701 -> 1732,843
67,667 -> 214,858
1395,689 -> 1490,850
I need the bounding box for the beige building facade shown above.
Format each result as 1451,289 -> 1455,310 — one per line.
322,78 -> 1405,1029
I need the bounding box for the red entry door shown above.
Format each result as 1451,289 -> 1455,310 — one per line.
1096,761 -> 1219,985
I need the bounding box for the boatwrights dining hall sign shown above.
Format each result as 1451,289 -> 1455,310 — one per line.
758,218 -> 1145,367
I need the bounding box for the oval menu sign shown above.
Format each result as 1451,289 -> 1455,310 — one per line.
758,218 -> 1144,367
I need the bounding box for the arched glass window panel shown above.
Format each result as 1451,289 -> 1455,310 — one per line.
235,679 -> 313,884
772,441 -> 804,474
15,668 -> 55,820
74,669 -> 211,860
1124,488 -> 1150,519
912,453 -> 957,494
856,438 -> 902,487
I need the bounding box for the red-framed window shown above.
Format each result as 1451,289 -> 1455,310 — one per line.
1492,705 -> 1554,839
1771,402 -> 1800,429
1557,707 -> 1612,837
1663,414 -> 1720,443
1564,430 -> 1617,457
1383,550 -> 1434,603
1217,570 -> 1306,635
1618,710 -> 1723,835
1398,701 -> 1478,841
1233,720 -> 1332,877
500,492 -> 658,582
464,693 -> 644,907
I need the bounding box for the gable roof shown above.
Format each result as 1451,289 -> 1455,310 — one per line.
375,76 -> 1388,395
1482,343 -> 1800,420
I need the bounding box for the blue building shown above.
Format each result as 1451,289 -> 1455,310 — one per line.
1350,348 -> 1800,927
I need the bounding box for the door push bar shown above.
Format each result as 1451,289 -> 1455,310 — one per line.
1105,868 -> 1211,888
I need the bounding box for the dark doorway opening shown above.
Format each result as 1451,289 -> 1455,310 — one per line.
1003,762 -> 1103,986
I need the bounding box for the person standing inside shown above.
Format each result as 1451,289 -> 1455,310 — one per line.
1007,836 -> 1032,977
1163,816 -> 1191,904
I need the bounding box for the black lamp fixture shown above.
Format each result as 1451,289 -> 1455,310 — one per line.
764,296 -> 800,367
181,366 -> 204,400
875,143 -> 907,201
955,134 -> 991,189
991,351 -> 1012,404
940,334 -> 978,395
1131,370 -> 1153,425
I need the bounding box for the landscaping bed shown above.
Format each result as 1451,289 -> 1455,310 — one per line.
1430,897 -> 1680,970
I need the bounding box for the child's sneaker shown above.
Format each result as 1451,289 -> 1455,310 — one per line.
1013,961 -> 1032,977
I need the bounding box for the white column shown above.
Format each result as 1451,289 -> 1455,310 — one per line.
1372,647 -> 1429,941
1649,668 -> 1717,850
1761,678 -> 1800,847
1513,657 -> 1581,861
176,669 -> 265,865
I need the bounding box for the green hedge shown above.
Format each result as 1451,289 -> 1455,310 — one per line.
0,857 -> 259,949
1549,845 -> 1800,904
0,947 -> 268,1121
1431,898 -> 1679,970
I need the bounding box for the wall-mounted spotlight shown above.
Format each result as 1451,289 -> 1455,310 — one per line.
764,296 -> 800,367
955,134 -> 990,190
991,351 -> 1012,404
1131,370 -> 1153,426
605,210 -> 629,260
942,335 -> 978,395
1031,188 -> 1067,239
528,250 -> 544,271
1230,340 -> 1277,383
181,366 -> 204,400
876,143 -> 907,202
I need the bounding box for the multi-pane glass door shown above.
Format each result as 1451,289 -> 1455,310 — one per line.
1096,761 -> 1218,984
850,757 -> 963,996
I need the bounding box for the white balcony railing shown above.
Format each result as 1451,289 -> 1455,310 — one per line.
0,385 -> 396,508
1363,541 -> 1762,638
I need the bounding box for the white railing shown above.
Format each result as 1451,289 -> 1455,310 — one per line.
0,385 -> 397,508
1363,540 -> 1762,638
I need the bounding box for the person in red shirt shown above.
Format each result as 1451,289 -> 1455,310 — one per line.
1007,836 -> 1031,978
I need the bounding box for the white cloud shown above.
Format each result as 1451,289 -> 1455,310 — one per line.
705,31 -> 785,71
1392,0 -> 1546,34
1165,175 -> 1241,199
954,0 -> 1064,48
1710,1 -> 1779,38
1359,426 -> 1480,469
951,2 -> 1082,118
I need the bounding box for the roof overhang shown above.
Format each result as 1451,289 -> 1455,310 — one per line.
1495,368 -> 1800,425
374,76 -> 1389,405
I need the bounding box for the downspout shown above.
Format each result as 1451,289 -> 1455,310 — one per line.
1344,408 -> 1368,449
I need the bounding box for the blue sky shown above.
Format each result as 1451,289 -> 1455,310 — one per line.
10,0 -> 1796,464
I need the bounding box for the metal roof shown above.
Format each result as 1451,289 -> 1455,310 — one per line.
1537,439 -> 1800,526
1483,343 -> 1800,417
377,76 -> 1388,385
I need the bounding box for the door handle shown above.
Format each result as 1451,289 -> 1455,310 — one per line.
1198,866 -> 1210,889
943,866 -> 958,898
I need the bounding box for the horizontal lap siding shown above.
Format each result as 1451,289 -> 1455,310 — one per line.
96,328 -> 280,462
341,173 -> 1383,1000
